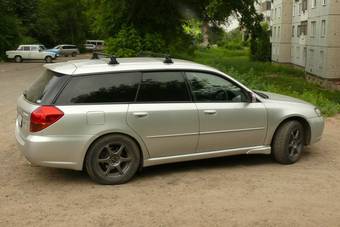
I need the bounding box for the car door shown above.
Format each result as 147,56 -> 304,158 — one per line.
21,46 -> 30,59
185,71 -> 267,153
127,71 -> 199,158
30,46 -> 40,59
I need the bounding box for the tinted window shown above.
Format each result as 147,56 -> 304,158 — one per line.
137,72 -> 190,102
186,72 -> 248,102
56,72 -> 140,104
25,70 -> 66,104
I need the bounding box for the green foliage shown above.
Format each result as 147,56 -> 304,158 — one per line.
183,19 -> 203,44
143,33 -> 167,53
179,47 -> 340,116
0,0 -> 22,58
20,36 -> 39,44
218,30 -> 244,50
250,22 -> 271,61
104,26 -> 142,57
32,0 -> 88,47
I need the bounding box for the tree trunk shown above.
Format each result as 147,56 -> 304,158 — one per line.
201,20 -> 209,47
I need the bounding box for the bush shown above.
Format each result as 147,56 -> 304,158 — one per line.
250,22 -> 271,61
143,33 -> 167,53
105,26 -> 142,57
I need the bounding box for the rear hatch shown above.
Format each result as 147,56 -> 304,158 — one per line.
17,69 -> 70,137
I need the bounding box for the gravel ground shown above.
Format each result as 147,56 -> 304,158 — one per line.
0,56 -> 340,226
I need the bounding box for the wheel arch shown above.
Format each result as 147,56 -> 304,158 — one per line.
272,116 -> 311,146
82,132 -> 146,171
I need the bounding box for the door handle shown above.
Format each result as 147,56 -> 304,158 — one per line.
133,112 -> 148,118
204,110 -> 217,115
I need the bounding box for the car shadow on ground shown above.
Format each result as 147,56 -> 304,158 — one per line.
33,154 -> 275,184
138,154 -> 274,178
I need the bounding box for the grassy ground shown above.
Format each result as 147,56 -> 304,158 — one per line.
179,47 -> 340,116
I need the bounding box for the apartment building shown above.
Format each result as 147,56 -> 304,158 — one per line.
269,0 -> 340,80
256,0 -> 272,22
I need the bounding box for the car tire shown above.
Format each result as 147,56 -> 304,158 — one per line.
71,52 -> 77,57
272,120 -> 305,164
14,56 -> 22,63
85,134 -> 141,185
45,56 -> 53,63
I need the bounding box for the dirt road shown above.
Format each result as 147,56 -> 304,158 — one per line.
0,57 -> 340,226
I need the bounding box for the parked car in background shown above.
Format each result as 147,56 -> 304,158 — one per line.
85,40 -> 104,51
6,44 -> 57,63
84,44 -> 96,52
15,56 -> 324,185
44,47 -> 62,57
52,44 -> 80,57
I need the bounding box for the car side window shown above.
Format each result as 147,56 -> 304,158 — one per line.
23,46 -> 30,51
31,46 -> 38,51
137,72 -> 190,102
55,72 -> 141,105
185,72 -> 249,103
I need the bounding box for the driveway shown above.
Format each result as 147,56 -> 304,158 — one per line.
0,56 -> 340,226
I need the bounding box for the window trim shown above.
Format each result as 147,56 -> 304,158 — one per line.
53,69 -> 256,106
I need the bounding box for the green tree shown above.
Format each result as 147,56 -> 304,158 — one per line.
0,0 -> 22,58
32,0 -> 89,47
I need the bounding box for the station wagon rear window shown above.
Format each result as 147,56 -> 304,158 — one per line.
55,72 -> 141,104
24,69 -> 67,104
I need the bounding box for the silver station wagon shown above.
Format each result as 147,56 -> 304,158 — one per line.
15,56 -> 324,184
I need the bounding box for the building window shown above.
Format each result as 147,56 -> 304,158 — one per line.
311,21 -> 316,37
301,21 -> 308,36
274,27 -> 276,39
321,20 -> 326,37
275,8 -> 277,19
309,49 -> 314,72
278,26 -> 280,39
299,3 -> 302,15
292,26 -> 295,37
312,0 -> 316,8
278,7 -> 281,18
322,0 -> 326,6
296,47 -> 300,59
297,25 -> 301,37
293,4 -> 295,16
302,0 -> 308,12
319,51 -> 324,71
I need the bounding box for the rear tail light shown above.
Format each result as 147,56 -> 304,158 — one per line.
30,106 -> 64,132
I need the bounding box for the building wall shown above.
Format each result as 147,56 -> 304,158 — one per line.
268,0 -> 340,80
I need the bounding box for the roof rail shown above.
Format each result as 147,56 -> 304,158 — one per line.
91,52 -> 119,65
163,55 -> 173,64
138,51 -> 174,64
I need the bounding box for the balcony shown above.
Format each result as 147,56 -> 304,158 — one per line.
300,10 -> 309,21
299,34 -> 307,45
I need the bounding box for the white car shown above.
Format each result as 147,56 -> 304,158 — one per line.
6,45 -> 57,63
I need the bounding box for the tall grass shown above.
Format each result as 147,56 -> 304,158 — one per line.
177,48 -> 340,116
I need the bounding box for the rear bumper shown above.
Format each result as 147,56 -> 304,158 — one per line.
307,116 -> 324,144
15,121 -> 90,171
